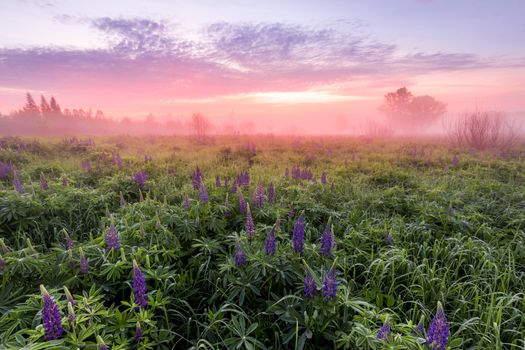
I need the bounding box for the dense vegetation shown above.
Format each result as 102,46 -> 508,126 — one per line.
0,135 -> 524,349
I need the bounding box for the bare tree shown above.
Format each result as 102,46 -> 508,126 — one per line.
446,110 -> 520,151
190,113 -> 210,143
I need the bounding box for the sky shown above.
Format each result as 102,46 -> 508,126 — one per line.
0,0 -> 524,133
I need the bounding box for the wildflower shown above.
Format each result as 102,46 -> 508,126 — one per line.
134,321 -> 143,342
105,225 -> 120,251
215,175 -> 221,188
265,228 -> 276,256
322,269 -> 337,301
292,216 -> 305,255
192,167 -> 203,190
231,181 -> 238,193
377,319 -> 391,342
97,336 -> 109,350
67,302 -> 75,325
40,173 -> 49,191
63,286 -> 76,306
321,172 -> 327,184
0,161 -> 13,180
132,260 -> 148,309
40,285 -> 64,340
12,171 -> 24,194
134,171 -> 148,190
255,183 -> 265,208
427,302 -> 449,350
245,205 -> 255,241
384,230 -> 393,245
234,243 -> 247,267
79,248 -> 89,274
65,232 -> 74,250
413,316 -> 425,336
320,223 -> 334,257
199,183 -> 209,203
238,192 -> 247,214
303,273 -> 316,299
267,182 -> 275,203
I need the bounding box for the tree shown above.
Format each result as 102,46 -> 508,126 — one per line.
380,87 -> 446,131
49,96 -> 61,114
190,113 -> 210,143
40,95 -> 51,117
22,92 -> 40,115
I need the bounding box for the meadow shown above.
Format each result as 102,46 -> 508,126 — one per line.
0,135 -> 524,349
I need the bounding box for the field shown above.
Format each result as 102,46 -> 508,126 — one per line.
1,135 -> 524,349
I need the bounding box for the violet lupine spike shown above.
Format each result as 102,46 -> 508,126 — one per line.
238,192 -> 247,214
413,316 -> 425,336
255,183 -> 265,208
40,173 -> 49,191
105,225 -> 120,251
40,285 -> 64,340
132,260 -> 148,309
427,302 -> 449,350
215,176 -> 221,188
320,223 -> 334,257
65,233 -> 74,250
64,286 -> 76,306
245,205 -> 255,241
0,161 -> 13,180
199,183 -> 209,203
13,171 -> 24,194
67,302 -> 75,324
134,171 -> 148,190
267,183 -> 275,204
80,254 -> 89,274
303,273 -> 316,299
292,216 -> 305,255
231,181 -> 238,194
321,172 -> 327,184
321,269 -> 337,301
384,230 -> 393,245
377,319 -> 391,342
134,321 -> 143,342
192,167 -> 203,190
234,243 -> 247,267
265,228 -> 276,256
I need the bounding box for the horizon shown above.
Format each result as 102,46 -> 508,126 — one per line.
1,0 -> 525,135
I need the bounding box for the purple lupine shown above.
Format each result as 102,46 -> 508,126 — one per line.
0,161 -> 13,180
79,251 -> 89,274
303,273 -> 316,299
234,243 -> 247,267
322,269 -> 337,301
384,230 -> 393,245
183,193 -> 190,209
265,228 -> 276,256
192,167 -> 203,190
132,260 -> 148,309
199,183 -> 209,203
377,319 -> 391,342
12,171 -> 24,194
292,216 -> 305,255
65,233 -> 74,250
113,153 -> 123,169
255,183 -> 265,208
245,205 -> 255,241
427,302 -> 449,350
81,160 -> 92,172
451,154 -> 459,167
267,183 -> 275,204
105,225 -> 120,251
320,223 -> 334,257
238,192 -> 247,214
40,285 -> 64,340
134,171 -> 148,190
215,176 -> 221,188
63,287 -> 76,306
134,321 -> 143,342
413,316 -> 425,336
321,172 -> 327,184
231,181 -> 238,194
67,302 -> 75,325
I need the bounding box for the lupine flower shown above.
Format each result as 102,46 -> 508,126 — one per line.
199,183 -> 209,203
134,321 -> 143,342
144,154 -> 152,162
321,172 -> 327,184
132,260 -> 148,309
245,205 -> 255,241
238,192 -> 247,214
427,302 -> 449,350
79,248 -> 89,274
265,228 -> 276,256
451,154 -> 459,167
303,273 -> 316,299
413,316 -> 425,336
384,230 -> 393,245
320,223 -> 334,257
192,167 -> 203,190
13,171 -> 24,194
0,161 -> 13,180
183,193 -> 190,209
292,216 -> 305,255
267,183 -> 275,203
97,335 -> 109,350
65,232 -> 74,250
255,183 -> 265,208
67,302 -> 75,325
113,153 -> 123,169
40,285 -> 64,340
63,286 -> 76,306
234,243 -> 247,267
215,176 -> 221,188
377,319 -> 391,342
322,269 -> 337,301
231,180 -> 238,193
134,171 -> 148,190
105,225 -> 120,251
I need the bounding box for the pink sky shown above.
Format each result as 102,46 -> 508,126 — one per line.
0,0 -> 524,134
